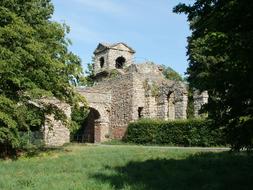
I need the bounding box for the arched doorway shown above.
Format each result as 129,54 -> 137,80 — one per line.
75,107 -> 100,143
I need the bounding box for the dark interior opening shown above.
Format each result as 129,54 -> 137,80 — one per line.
115,56 -> 126,69
74,107 -> 100,143
99,57 -> 105,68
138,107 -> 144,119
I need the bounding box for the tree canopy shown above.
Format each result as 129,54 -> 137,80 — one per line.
174,0 -> 253,150
161,65 -> 184,82
0,0 -> 86,155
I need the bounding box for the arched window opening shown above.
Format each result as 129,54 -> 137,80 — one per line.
99,57 -> 105,68
115,56 -> 126,69
167,92 -> 175,120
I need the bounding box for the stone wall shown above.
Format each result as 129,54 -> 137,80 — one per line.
173,83 -> 188,119
91,63 -> 188,140
154,81 -> 187,120
79,72 -> 136,140
109,73 -> 134,139
42,70 -> 189,145
75,62 -> 188,142
94,50 -> 109,74
132,73 -> 146,120
107,48 -> 134,70
193,90 -> 208,117
42,99 -> 71,146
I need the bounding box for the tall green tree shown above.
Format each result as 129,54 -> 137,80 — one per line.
0,0 -> 86,156
174,0 -> 253,150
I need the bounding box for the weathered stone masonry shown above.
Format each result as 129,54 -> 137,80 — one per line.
42,99 -> 71,146
76,42 -> 189,143
42,42 -> 208,146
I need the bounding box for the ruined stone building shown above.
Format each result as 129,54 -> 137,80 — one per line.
76,42 -> 189,143
42,42 -> 208,146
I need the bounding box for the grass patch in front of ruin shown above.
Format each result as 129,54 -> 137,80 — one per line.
101,139 -> 134,145
0,144 -> 252,190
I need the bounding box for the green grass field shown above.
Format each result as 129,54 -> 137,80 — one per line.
0,144 -> 252,190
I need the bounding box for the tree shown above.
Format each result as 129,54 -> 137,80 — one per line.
0,0 -> 87,156
84,58 -> 95,87
161,65 -> 183,81
174,0 -> 253,150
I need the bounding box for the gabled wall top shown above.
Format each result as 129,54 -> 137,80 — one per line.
94,42 -> 135,54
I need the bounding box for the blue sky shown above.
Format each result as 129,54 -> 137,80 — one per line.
52,0 -> 192,76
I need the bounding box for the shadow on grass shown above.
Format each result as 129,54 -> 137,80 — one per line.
0,147 -> 71,160
22,147 -> 66,158
92,152 -> 253,190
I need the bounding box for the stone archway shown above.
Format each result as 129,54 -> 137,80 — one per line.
74,104 -> 110,143
160,83 -> 188,120
76,88 -> 111,143
82,107 -> 101,143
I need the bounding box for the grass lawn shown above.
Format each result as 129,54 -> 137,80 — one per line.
0,144 -> 252,190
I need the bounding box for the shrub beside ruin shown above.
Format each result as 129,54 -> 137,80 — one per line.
124,119 -> 225,147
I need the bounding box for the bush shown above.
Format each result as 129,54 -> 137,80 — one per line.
19,131 -> 44,150
124,119 -> 225,147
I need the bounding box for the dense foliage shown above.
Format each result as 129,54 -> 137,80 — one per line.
0,0 -> 87,156
70,105 -> 89,138
124,119 -> 224,147
174,0 -> 253,150
83,60 -> 95,87
186,87 -> 195,119
161,65 -> 183,81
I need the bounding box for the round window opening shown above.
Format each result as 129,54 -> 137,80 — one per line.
115,56 -> 126,69
99,57 -> 105,68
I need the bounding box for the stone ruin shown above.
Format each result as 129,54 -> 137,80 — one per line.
193,90 -> 208,118
43,42 -> 208,146
42,99 -> 71,146
76,42 -> 189,143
